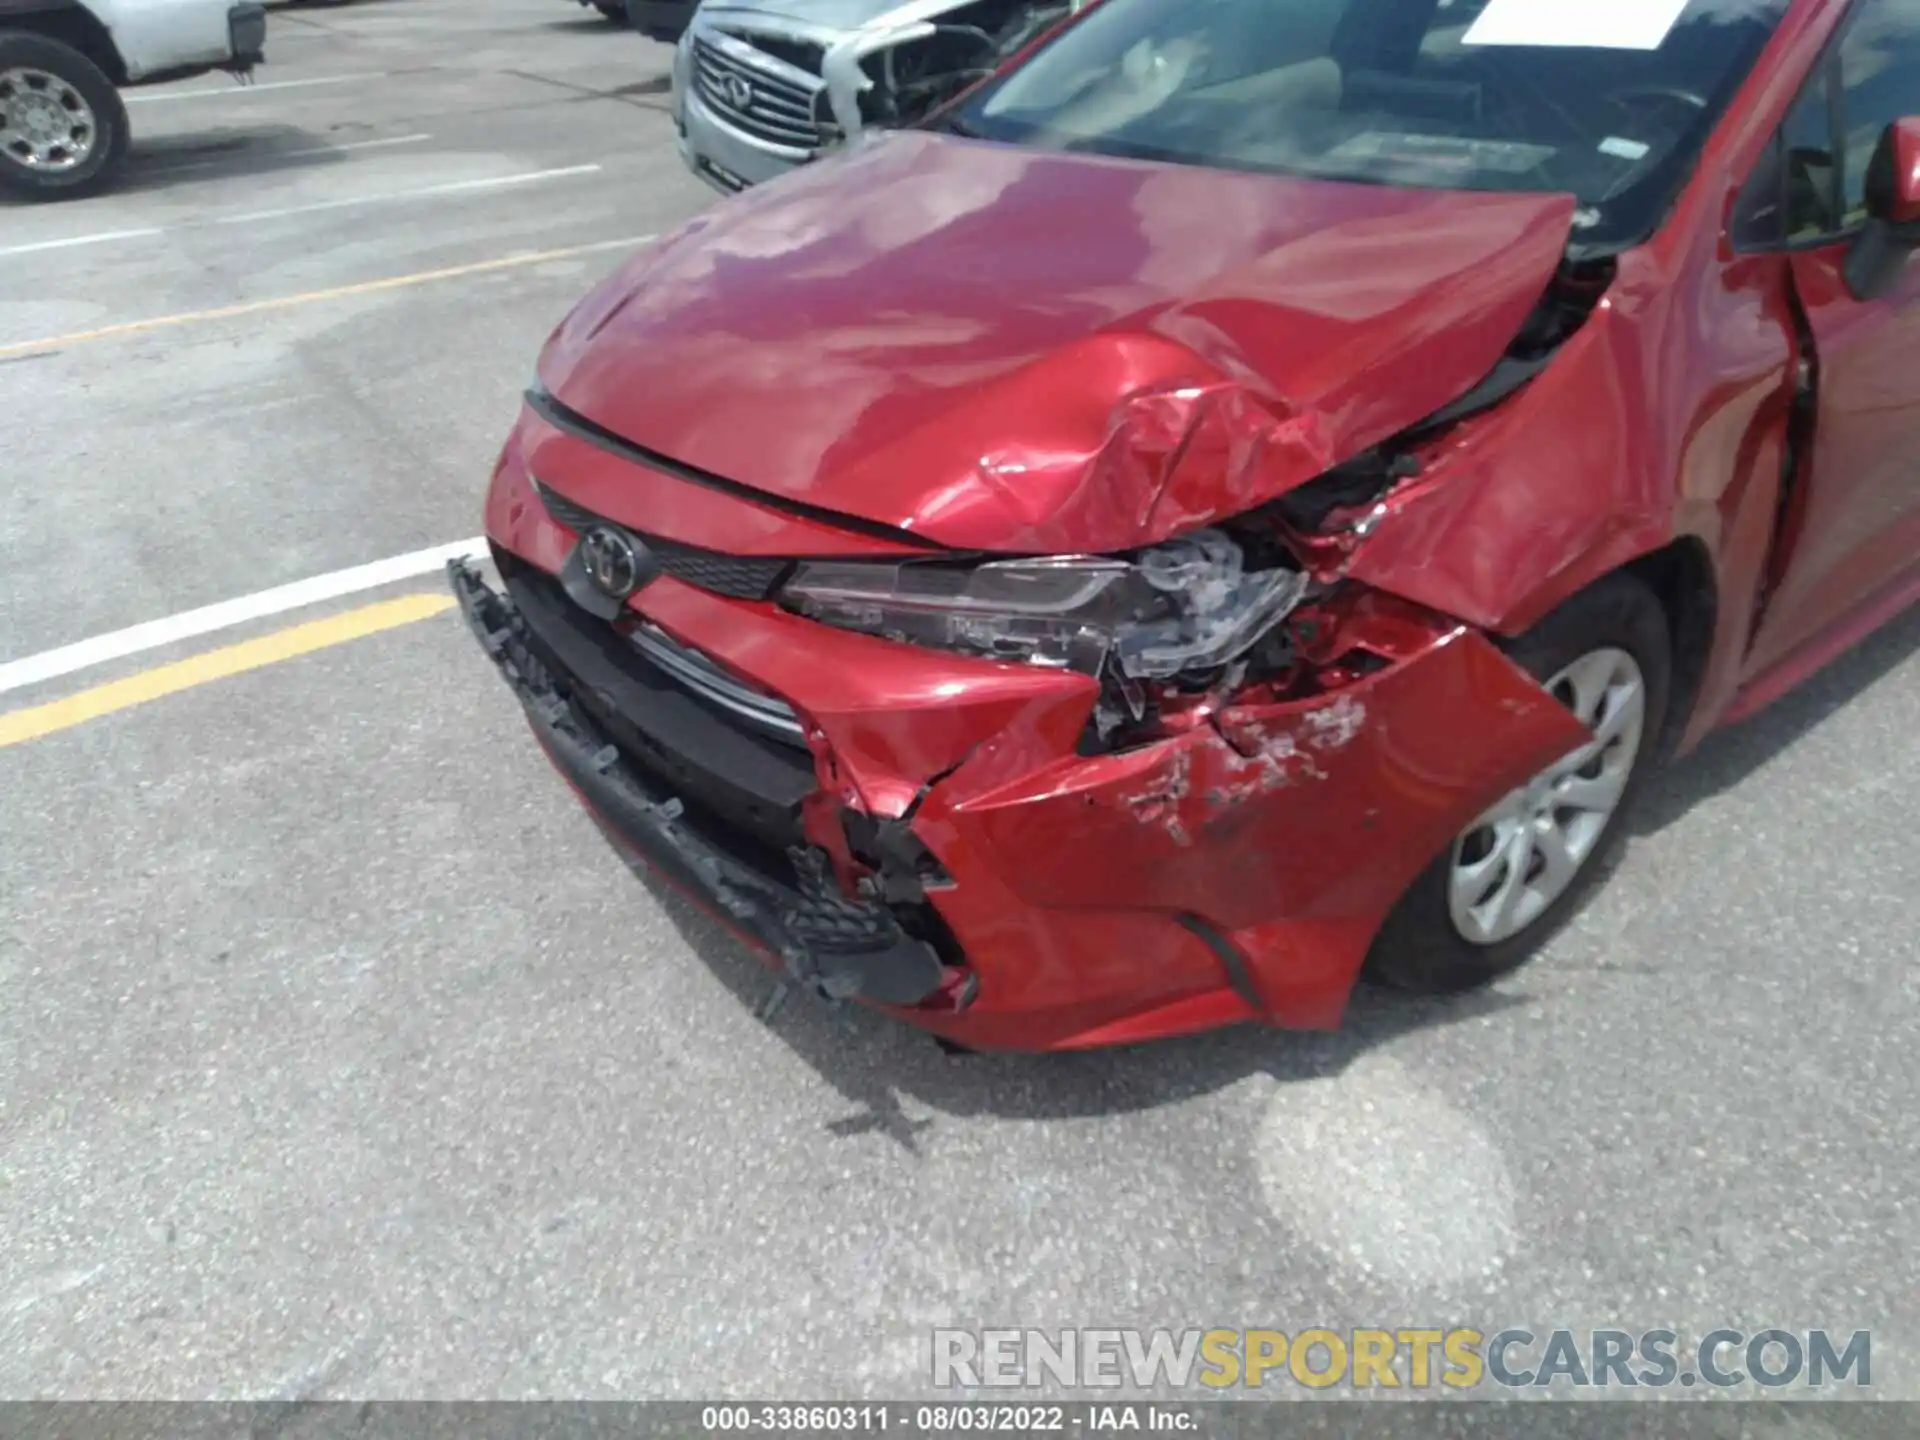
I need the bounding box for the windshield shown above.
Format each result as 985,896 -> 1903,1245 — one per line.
952,0 -> 1792,248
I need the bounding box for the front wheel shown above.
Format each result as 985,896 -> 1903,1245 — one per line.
1364,571 -> 1673,995
0,32 -> 129,200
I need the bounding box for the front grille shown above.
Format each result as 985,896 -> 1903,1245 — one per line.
629,620 -> 805,744
503,564 -> 816,868
692,35 -> 822,150
534,479 -> 791,602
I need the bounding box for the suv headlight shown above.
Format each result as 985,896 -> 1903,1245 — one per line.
778,529 -> 1307,680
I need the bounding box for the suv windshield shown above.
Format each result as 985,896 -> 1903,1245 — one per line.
953,0 -> 1791,249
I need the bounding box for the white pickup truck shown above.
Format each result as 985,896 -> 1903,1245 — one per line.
0,0 -> 267,198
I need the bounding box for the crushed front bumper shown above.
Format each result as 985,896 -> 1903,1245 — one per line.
463,415 -> 1594,1050
449,559 -> 950,1009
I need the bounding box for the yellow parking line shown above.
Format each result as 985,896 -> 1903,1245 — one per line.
0,593 -> 454,748
0,234 -> 650,360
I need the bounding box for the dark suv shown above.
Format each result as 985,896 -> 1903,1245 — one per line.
570,0 -> 694,41
630,0 -> 698,42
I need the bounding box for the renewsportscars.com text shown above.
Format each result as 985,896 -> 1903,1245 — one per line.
932,1327 -> 1871,1391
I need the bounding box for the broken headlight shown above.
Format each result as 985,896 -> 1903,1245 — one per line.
778,530 -> 1307,680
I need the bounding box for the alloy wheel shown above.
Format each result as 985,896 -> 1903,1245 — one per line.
0,67 -> 98,173
1447,646 -> 1647,946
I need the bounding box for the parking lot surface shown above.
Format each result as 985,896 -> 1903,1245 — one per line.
2,0 -> 1918,1406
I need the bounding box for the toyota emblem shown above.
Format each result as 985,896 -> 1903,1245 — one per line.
578,526 -> 649,600
723,74 -> 755,110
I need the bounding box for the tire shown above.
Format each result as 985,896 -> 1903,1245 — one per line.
1363,570 -> 1673,995
0,32 -> 128,200
593,1 -> 628,18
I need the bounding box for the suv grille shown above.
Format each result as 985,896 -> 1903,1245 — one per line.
534,479 -> 791,602
692,35 -> 822,150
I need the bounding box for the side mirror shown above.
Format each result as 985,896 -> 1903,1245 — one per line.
1843,116 -> 1920,300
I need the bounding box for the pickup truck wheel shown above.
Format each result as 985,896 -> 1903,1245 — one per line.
0,32 -> 129,200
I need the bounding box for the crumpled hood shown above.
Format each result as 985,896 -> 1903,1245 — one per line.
540,132 -> 1576,553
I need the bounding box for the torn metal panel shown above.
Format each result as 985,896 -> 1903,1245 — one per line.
1117,746 -> 1194,847
895,615 -> 1590,1029
1336,242 -> 1801,647
477,427 -> 1613,1050
922,616 -> 1589,925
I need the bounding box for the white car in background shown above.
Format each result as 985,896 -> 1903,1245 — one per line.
671,0 -> 1083,192
0,0 -> 266,198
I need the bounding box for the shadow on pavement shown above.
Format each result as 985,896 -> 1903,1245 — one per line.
112,125 -> 409,192
1633,605 -> 1918,837
622,852 -> 1525,1141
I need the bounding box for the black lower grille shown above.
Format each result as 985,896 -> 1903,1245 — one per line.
535,479 -> 791,602
502,563 -> 815,869
451,558 -> 949,1008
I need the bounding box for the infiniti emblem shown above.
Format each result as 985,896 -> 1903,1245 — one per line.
723,73 -> 755,110
578,525 -> 649,600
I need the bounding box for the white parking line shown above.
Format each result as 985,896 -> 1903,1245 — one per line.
0,538 -> 489,698
0,228 -> 165,259
151,132 -> 434,175
216,165 -> 603,225
0,164 -> 606,259
126,74 -> 389,104
0,234 -> 654,359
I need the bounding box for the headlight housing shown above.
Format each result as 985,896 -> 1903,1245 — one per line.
778,529 -> 1307,681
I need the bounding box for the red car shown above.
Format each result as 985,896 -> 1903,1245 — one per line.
452,0 -> 1920,1052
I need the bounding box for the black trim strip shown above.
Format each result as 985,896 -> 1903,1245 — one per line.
449,558 -> 947,1008
1176,914 -> 1267,1016
524,386 -> 946,549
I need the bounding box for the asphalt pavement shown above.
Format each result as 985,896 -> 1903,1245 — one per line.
1,0 -> 1917,1408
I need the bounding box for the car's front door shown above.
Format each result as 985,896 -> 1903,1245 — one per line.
1744,0 -> 1920,676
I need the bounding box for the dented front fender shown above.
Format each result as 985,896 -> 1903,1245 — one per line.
488,422 -> 1598,1046
909,620 -> 1588,1029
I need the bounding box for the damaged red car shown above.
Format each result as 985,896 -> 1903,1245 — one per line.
452,0 -> 1920,1051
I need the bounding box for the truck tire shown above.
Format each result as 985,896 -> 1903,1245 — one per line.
0,30 -> 129,200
